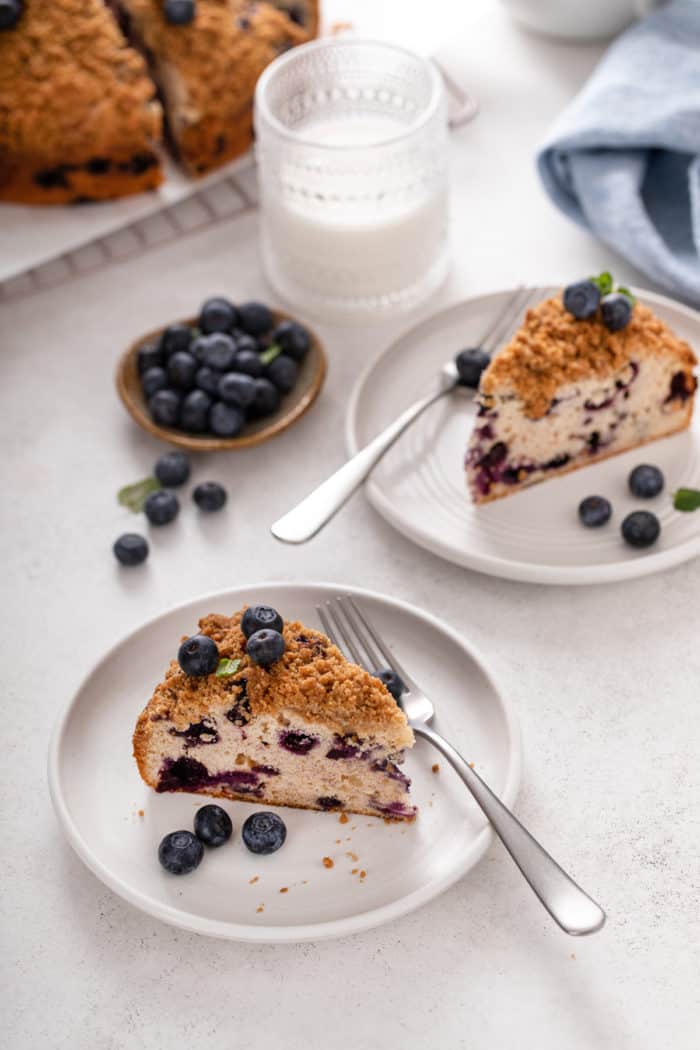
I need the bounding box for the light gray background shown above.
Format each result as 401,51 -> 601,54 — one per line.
2,5 -> 699,1049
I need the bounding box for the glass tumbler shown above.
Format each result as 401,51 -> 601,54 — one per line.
254,39 -> 450,323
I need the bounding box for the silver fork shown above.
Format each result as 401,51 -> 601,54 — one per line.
271,286 -> 543,544
318,595 -> 606,937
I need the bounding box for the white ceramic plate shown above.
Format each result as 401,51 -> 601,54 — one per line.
347,287 -> 700,585
48,583 -> 521,942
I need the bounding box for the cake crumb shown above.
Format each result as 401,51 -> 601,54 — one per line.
302,880 -> 308,885
335,839 -> 342,845
469,761 -> 475,769
279,887 -> 289,894
431,763 -> 440,774
351,868 -> 359,875
359,870 -> 367,880
249,876 -> 259,885
137,809 -> 144,817
346,851 -> 359,862
570,953 -> 576,960
322,857 -> 334,869
339,813 -> 349,825
256,905 -> 264,913
351,825 -> 357,830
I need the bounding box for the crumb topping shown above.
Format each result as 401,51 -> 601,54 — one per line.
480,296 -> 697,419
322,857 -> 334,869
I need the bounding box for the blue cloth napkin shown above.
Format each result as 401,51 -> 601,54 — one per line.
537,0 -> 700,307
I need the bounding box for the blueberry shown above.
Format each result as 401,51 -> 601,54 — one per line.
241,811 -> 287,855
177,633 -> 219,676
0,0 -> 22,29
246,629 -> 285,666
578,495 -> 612,528
181,389 -> 212,433
148,388 -> 181,427
163,0 -> 196,26
209,401 -> 245,437
144,489 -> 180,526
601,293 -> 632,332
167,350 -> 198,389
272,320 -> 310,361
621,510 -> 660,548
562,280 -> 601,320
628,464 -> 664,499
233,334 -> 259,355
141,365 -> 168,399
193,481 -> 227,512
158,830 -> 204,874
195,365 -> 222,396
190,335 -> 209,362
455,348 -> 490,388
234,348 -> 264,378
241,605 -> 284,638
238,301 -> 274,336
137,342 -> 162,374
154,450 -> 191,487
199,333 -> 237,372
251,377 -> 280,417
159,323 -> 193,357
194,804 -> 233,847
266,355 -> 298,393
373,668 -> 405,702
113,533 -> 149,566
199,296 -> 237,334
218,372 -> 257,407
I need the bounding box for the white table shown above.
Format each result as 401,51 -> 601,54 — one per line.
3,6 -> 699,1049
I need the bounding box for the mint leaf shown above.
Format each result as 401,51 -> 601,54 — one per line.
590,271 -> 613,296
616,286 -> 637,305
216,657 -> 241,677
118,477 -> 161,513
673,488 -> 700,512
259,343 -> 281,366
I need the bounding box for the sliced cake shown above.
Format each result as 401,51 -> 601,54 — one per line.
133,606 -> 417,821
0,0 -> 163,204
466,283 -> 697,503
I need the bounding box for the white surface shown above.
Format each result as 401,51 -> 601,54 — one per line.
2,3 -> 700,1048
348,287 -> 700,584
49,582 -> 520,942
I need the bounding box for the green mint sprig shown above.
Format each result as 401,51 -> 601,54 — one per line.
590,271 -> 613,296
673,488 -> 700,512
216,657 -> 241,677
118,477 -> 161,513
259,343 -> 281,366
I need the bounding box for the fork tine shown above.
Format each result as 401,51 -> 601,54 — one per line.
473,283 -> 524,349
323,601 -> 367,669
344,596 -> 412,688
316,604 -> 339,648
336,596 -> 383,670
482,285 -> 542,354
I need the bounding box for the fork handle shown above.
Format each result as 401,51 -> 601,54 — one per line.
413,724 -> 606,936
270,387 -> 450,544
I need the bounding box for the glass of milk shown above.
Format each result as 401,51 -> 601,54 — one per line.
254,39 -> 450,323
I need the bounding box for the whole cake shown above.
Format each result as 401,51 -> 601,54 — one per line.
133,606 -> 417,821
466,281 -> 697,504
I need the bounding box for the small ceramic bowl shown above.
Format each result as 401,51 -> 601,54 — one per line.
116,309 -> 326,451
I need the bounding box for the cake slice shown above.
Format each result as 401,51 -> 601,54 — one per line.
133,608 -> 417,821
466,292 -> 697,503
0,0 -> 163,204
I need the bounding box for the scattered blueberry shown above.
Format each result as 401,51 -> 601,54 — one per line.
141,365 -> 168,399
199,333 -> 237,371
154,450 -> 191,487
0,0 -> 22,29
241,605 -> 284,638
563,280 -> 601,320
209,401 -> 245,437
194,805 -> 233,847
113,533 -> 149,566
167,350 -> 198,389
137,342 -> 162,374
159,323 -> 192,358
251,377 -> 280,417
163,0 -> 196,25
158,830 -> 204,874
241,811 -> 287,855
144,489 -> 180,526
455,348 -> 490,388
373,668 -> 405,702
195,365 -> 222,396
621,510 -> 660,549
181,389 -> 213,433
234,348 -> 264,378
178,633 -> 219,676
628,464 -> 664,499
148,388 -> 181,427
199,296 -> 237,334
272,320 -> 310,361
233,334 -> 259,355
601,293 -> 632,332
218,371 -> 257,407
578,495 -> 612,528
193,481 -> 227,512
266,354 -> 298,393
246,628 -> 286,666
238,302 -> 274,336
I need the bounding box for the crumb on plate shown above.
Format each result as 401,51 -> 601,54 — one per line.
432,763 -> 440,774
322,857 -> 334,869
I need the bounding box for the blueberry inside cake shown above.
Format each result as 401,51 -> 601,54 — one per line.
466,286 -> 697,503
133,608 -> 417,821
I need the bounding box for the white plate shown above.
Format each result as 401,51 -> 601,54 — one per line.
347,287 -> 700,585
48,582 -> 521,942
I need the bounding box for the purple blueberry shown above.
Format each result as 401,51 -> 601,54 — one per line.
563,280 -> 600,320
177,633 -> 219,676
601,293 -> 632,332
194,805 -> 233,847
0,0 -> 23,30
181,389 -> 212,432
241,811 -> 286,855
373,668 -> 405,702
238,302 -> 274,336
193,481 -> 227,512
167,350 -> 198,389
266,354 -> 298,393
455,348 -> 490,388
578,495 -> 612,528
251,377 -> 280,417
199,296 -> 237,334
137,342 -> 163,374
209,401 -> 245,437
272,320 -> 310,361
621,511 -> 660,548
218,372 -> 257,407
246,628 -> 285,666
241,605 -> 283,638
144,489 -> 180,525
113,533 -> 149,566
234,349 -> 264,378
154,450 -> 191,487
148,388 -> 181,427
234,334 -> 259,355
158,830 -> 203,874
199,333 -> 237,371
280,731 -> 318,754
628,464 -> 664,499
141,365 -> 168,399
195,365 -> 222,396
159,323 -> 192,357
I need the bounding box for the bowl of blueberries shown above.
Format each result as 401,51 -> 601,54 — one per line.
116,296 -> 326,451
